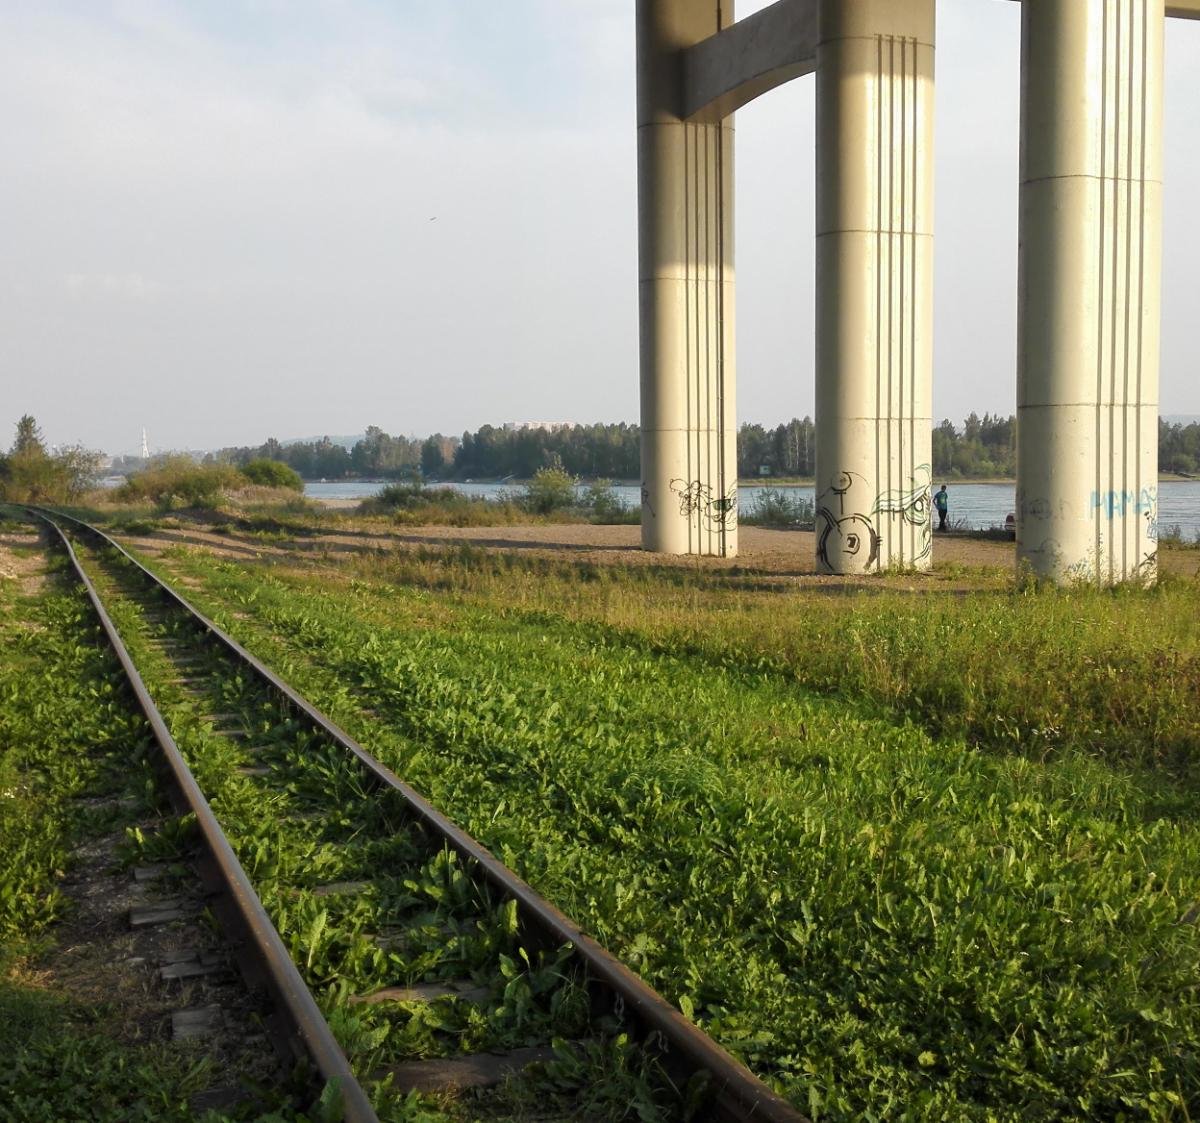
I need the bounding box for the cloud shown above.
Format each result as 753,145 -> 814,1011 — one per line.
65,272 -> 162,300
0,0 -> 1196,455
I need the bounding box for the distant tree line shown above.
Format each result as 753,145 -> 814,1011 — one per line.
929,415 -> 1200,479
1161,419 -> 1200,475
206,414 -> 1200,482
209,427 -> 457,481
933,413 -> 1015,478
453,423 -> 641,479
739,418 -> 817,477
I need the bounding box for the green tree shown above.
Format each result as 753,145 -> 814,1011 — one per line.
0,415 -> 101,503
51,444 -> 104,496
421,436 -> 446,476
522,460 -> 577,514
737,423 -> 771,477
242,458 -> 304,491
11,415 -> 46,456
932,419 -> 958,475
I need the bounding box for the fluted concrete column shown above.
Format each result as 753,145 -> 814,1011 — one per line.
638,0 -> 737,557
814,0 -> 935,575
1017,0 -> 1163,585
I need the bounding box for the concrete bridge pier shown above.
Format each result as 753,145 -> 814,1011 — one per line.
814,0 -> 936,574
637,0 -> 738,557
1017,0 -> 1164,584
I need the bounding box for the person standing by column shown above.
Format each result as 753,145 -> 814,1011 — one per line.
935,485 -> 949,532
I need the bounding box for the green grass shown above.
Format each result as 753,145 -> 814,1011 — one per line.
0,556 -> 149,964
0,987 -> 216,1123
131,538 -> 1200,1122
0,526 -> 220,1121
325,545 -> 1200,772
72,540 -> 686,1121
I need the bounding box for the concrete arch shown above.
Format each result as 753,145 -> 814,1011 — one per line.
681,0 -> 818,122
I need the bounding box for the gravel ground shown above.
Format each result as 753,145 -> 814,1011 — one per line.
113,508 -> 1200,586
0,527 -> 49,595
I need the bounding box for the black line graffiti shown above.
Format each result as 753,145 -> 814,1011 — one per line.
1026,537 -> 1071,580
816,471 -> 880,571
872,465 -> 932,562
640,482 -> 656,519
817,509 -> 880,570
822,471 -> 859,517
669,479 -> 738,530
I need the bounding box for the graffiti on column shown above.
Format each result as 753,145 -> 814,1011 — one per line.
639,481 -> 656,519
1089,486 -> 1159,577
1018,491 -> 1053,522
669,479 -> 738,529
816,471 -> 880,571
1089,486 -> 1156,519
872,464 -> 933,563
1023,537 -> 1063,572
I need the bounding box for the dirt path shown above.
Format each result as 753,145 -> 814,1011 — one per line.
0,527 -> 49,595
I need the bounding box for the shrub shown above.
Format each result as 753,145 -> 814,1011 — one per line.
522,464 -> 577,515
358,484 -> 523,527
362,483 -> 442,514
116,457 -> 247,509
0,445 -> 103,504
241,458 -> 303,491
584,480 -> 631,523
108,515 -> 160,535
743,488 -> 813,529
1159,523 -> 1200,549
0,452 -> 74,504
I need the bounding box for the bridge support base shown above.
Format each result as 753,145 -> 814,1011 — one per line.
814,0 -> 936,575
1017,0 -> 1164,585
637,0 -> 738,557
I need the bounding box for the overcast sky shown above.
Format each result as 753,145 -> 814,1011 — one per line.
2,1 -> 1198,456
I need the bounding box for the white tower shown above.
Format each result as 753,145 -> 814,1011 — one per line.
140,428 -> 150,460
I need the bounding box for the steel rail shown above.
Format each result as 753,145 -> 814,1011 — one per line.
31,509 -> 380,1123
43,508 -> 809,1123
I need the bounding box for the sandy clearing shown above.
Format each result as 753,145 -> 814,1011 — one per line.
124,516 -> 1200,585
328,523 -> 1199,580
0,528 -> 49,595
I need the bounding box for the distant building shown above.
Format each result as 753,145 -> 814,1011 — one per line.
503,421 -> 574,433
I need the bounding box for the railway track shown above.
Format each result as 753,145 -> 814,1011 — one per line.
31,507 -> 808,1123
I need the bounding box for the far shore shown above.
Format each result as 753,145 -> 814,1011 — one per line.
306,473 -> 1195,491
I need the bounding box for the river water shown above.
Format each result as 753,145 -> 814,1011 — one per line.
305,479 -> 1200,539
